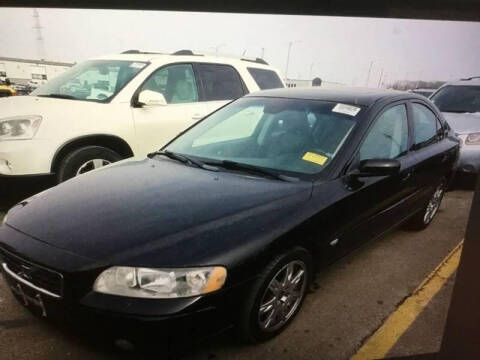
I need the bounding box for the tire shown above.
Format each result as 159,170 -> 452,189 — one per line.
239,247 -> 312,343
57,145 -> 122,183
407,177 -> 447,231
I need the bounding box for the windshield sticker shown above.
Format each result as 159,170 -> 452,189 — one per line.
130,62 -> 146,69
302,152 -> 328,166
332,103 -> 361,117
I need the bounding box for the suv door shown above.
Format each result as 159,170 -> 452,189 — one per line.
324,102 -> 418,257
131,63 -> 208,156
194,63 -> 246,114
409,101 -> 457,204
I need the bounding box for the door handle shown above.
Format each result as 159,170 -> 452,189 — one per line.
192,113 -> 204,120
401,172 -> 412,182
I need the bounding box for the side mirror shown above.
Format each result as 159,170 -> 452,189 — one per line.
137,90 -> 167,107
350,159 -> 401,178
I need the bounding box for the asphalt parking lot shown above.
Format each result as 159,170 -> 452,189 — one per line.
0,189 -> 474,360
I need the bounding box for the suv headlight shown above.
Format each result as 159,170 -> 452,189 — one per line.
0,116 -> 42,140
466,132 -> 480,145
93,266 -> 227,298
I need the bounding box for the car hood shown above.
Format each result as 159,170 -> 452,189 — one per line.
5,158 -> 312,263
0,95 -> 104,121
442,112 -> 480,135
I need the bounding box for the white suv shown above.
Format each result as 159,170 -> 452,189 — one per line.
0,50 -> 284,182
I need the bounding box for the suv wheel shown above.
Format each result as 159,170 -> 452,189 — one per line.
57,145 -> 122,183
239,247 -> 312,343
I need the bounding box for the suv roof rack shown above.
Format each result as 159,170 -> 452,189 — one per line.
171,49 -> 203,56
121,50 -> 164,55
460,76 -> 480,81
241,57 -> 269,65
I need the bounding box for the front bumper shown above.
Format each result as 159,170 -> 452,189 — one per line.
0,139 -> 55,176
0,224 -> 244,350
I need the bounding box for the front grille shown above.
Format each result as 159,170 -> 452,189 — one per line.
0,250 -> 63,297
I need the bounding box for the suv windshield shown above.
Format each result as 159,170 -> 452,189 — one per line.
31,60 -> 148,102
166,97 -> 361,176
431,85 -> 480,113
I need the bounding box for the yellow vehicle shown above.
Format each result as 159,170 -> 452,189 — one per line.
0,84 -> 16,97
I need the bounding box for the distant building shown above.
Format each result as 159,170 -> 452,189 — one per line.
284,78 -> 345,89
0,57 -> 74,88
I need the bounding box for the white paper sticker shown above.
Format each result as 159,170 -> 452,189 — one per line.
130,62 -> 146,69
332,103 -> 361,117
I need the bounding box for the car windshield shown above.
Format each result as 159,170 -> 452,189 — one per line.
165,97 -> 361,176
431,85 -> 480,113
31,60 -> 148,102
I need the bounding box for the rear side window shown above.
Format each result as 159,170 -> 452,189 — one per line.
360,104 -> 409,160
412,103 -> 439,148
196,64 -> 244,101
247,68 -> 284,90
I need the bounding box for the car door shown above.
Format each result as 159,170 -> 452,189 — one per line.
409,101 -> 457,205
131,63 -> 209,157
193,63 -> 247,115
316,102 -> 419,259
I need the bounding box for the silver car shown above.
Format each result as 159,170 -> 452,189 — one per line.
430,77 -> 480,174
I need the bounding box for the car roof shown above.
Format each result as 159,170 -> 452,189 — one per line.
91,52 -> 275,70
245,87 -> 414,107
443,77 -> 480,87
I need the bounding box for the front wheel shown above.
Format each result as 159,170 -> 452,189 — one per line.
408,178 -> 446,230
239,247 -> 312,343
57,145 -> 122,183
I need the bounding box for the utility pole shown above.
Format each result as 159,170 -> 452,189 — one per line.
261,47 -> 265,59
365,60 -> 374,87
32,8 -> 46,60
285,41 -> 301,80
285,42 -> 293,80
377,68 -> 384,88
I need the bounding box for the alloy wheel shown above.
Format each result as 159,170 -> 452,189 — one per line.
258,260 -> 307,332
76,159 -> 111,176
423,183 -> 445,224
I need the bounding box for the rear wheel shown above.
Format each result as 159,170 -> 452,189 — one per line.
239,247 -> 312,343
408,178 -> 446,230
57,145 -> 122,183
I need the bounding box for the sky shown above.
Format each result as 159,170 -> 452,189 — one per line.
1,8 -> 479,86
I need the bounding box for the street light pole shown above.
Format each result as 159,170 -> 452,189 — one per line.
365,60 -> 374,87
377,68 -> 384,88
285,41 -> 301,80
285,42 -> 293,80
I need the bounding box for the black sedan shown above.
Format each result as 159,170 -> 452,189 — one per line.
0,88 -> 459,349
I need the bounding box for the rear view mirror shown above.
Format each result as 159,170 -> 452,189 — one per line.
137,90 -> 167,106
357,159 -> 401,177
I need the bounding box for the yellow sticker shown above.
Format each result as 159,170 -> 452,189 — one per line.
302,152 -> 328,165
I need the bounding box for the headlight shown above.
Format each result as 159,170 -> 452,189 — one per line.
466,132 -> 480,145
0,115 -> 42,140
1,213 -> 7,226
93,266 -> 227,298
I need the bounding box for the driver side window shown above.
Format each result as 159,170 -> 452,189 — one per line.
140,64 -> 199,104
359,104 -> 408,161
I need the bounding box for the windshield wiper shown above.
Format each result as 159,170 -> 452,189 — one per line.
37,93 -> 77,100
205,159 -> 299,182
148,150 -> 218,171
